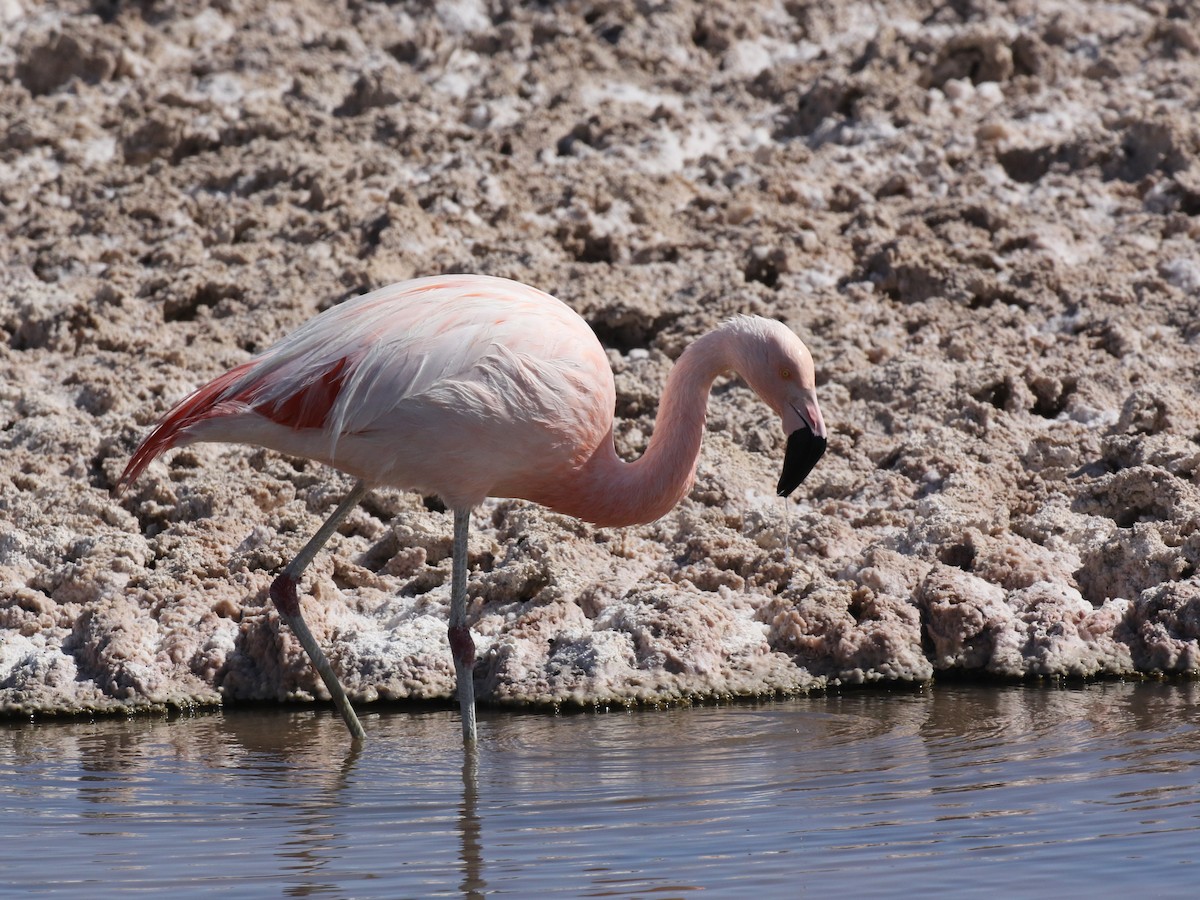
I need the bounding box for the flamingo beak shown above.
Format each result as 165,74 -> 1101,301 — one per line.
777,425 -> 827,496
777,392 -> 827,497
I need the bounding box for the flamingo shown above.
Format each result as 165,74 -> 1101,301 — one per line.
117,274 -> 827,744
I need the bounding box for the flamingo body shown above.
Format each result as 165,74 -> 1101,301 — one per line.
120,276 -> 615,512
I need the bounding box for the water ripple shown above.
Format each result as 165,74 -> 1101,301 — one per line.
2,683 -> 1198,897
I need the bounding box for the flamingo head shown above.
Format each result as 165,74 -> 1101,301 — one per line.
725,316 -> 828,497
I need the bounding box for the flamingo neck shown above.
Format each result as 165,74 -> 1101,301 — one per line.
558,329 -> 734,528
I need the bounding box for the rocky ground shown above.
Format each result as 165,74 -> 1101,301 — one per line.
2,0 -> 1199,718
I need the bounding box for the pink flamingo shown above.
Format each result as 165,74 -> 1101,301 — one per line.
118,275 -> 827,743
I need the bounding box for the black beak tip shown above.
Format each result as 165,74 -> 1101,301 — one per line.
776,428 -> 827,497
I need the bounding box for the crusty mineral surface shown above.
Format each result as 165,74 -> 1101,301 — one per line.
3,0 -> 1199,716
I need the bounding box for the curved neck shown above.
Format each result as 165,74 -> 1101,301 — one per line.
556,330 -> 733,527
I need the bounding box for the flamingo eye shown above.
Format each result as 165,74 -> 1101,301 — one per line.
780,367 -> 792,380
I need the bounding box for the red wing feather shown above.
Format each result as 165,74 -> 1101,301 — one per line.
249,355 -> 350,430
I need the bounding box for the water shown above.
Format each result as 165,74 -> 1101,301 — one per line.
2,683 -> 1198,898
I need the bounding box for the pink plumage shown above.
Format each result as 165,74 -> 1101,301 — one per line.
118,275 -> 614,514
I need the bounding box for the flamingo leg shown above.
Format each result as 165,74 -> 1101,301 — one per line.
448,507 -> 477,744
269,479 -> 369,742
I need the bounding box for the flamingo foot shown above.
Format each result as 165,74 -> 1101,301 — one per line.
270,569 -> 365,742
449,622 -> 478,745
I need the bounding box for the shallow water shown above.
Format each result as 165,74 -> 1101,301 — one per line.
2,683 -> 1198,898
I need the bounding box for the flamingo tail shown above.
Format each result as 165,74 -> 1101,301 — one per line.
114,362 -> 256,494
115,350 -> 355,494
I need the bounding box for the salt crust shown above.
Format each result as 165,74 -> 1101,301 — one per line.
3,1 -> 1199,715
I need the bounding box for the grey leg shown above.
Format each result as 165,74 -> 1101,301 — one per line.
269,480 -> 369,742
447,507 -> 477,744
